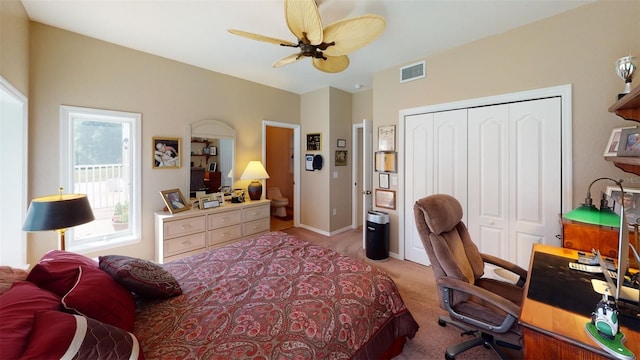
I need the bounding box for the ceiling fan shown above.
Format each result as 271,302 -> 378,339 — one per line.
228,0 -> 386,73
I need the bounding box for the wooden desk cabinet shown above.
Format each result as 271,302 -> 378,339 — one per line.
155,199 -> 270,263
562,218 -> 638,267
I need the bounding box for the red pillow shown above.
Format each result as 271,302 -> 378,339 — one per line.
0,281 -> 61,359
26,250 -> 98,297
20,310 -> 144,360
62,266 -> 136,332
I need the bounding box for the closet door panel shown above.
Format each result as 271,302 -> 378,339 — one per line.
510,97 -> 562,266
404,113 -> 434,266
468,104 -> 510,260
434,109 -> 468,220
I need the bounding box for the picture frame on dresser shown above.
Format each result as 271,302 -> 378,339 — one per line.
606,185 -> 640,227
604,127 -> 633,157
616,127 -> 640,157
160,188 -> 190,214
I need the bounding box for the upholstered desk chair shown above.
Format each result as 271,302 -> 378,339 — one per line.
413,194 -> 528,360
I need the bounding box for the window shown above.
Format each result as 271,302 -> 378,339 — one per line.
60,106 -> 141,252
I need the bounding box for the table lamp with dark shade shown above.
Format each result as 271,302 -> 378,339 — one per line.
563,177 -> 623,227
22,188 -> 95,251
240,161 -> 270,200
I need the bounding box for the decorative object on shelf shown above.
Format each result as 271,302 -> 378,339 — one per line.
375,189 -> 396,210
22,187 -> 95,250
240,161 -> 270,200
379,173 -> 390,189
616,127 -> 640,157
335,150 -> 347,166
208,162 -> 217,172
378,125 -> 395,151
306,133 -> 321,151
153,137 -> 180,169
209,146 -> 217,156
374,151 -> 397,172
337,139 -> 347,148
606,185 -> 640,227
160,188 -> 190,214
604,127 -> 634,156
198,196 -> 220,209
615,55 -> 636,100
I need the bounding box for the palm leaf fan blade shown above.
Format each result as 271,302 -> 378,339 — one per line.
322,15 -> 386,57
313,55 -> 349,73
227,29 -> 297,47
285,0 -> 323,45
273,53 -> 304,68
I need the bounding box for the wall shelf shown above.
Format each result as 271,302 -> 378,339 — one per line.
607,85 -> 640,175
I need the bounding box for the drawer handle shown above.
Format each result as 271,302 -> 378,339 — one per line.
181,224 -> 192,229
182,241 -> 192,246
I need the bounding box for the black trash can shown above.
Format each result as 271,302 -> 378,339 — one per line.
366,210 -> 389,260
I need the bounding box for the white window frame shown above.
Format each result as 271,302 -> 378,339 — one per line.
60,105 -> 141,253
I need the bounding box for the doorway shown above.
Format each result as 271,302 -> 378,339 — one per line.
352,119 -> 373,248
262,121 -> 300,230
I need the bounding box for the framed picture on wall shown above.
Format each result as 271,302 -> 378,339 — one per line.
375,189 -> 396,210
335,150 -> 347,166
378,125 -> 395,151
337,139 -> 347,148
379,173 -> 390,189
374,151 -> 397,172
153,137 -> 181,169
306,133 -> 321,151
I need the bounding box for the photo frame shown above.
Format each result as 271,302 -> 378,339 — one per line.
209,146 -> 217,156
606,186 -> 640,226
375,151 -> 397,172
199,196 -> 220,210
335,150 -> 347,166
379,173 -> 390,189
306,133 -> 321,151
604,127 -> 634,156
375,189 -> 396,210
337,139 -> 347,148
153,137 -> 181,169
208,162 -> 217,172
160,188 -> 189,214
378,125 -> 395,151
617,127 -> 640,157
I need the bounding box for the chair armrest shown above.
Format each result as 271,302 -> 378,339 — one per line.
438,276 -> 521,318
481,253 -> 528,287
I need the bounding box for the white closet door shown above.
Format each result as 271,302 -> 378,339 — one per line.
468,98 -> 561,268
404,110 -> 467,266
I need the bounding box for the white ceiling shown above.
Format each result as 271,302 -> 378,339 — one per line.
21,0 -> 592,95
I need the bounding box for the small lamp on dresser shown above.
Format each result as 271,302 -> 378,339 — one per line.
240,161 -> 270,201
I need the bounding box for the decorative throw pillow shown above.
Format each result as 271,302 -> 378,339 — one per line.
0,266 -> 29,295
20,310 -> 144,360
62,266 -> 136,332
99,255 -> 182,299
0,281 -> 61,359
26,250 -> 99,297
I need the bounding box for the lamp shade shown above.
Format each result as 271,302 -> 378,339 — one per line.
240,161 -> 270,200
23,193 -> 95,232
240,161 -> 270,181
563,204 -> 621,227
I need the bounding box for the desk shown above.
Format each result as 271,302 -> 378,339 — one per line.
520,244 -> 639,359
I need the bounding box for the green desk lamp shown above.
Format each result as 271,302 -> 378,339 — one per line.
563,177 -> 623,227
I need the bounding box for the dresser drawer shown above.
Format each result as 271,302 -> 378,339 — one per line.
208,210 -> 242,229
243,204 -> 270,222
163,216 -> 205,240
163,232 -> 206,257
243,218 -> 270,236
208,224 -> 242,247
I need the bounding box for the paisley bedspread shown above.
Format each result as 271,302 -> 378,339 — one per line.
134,231 -> 419,359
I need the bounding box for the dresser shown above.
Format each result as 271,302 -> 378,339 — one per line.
155,199 -> 270,263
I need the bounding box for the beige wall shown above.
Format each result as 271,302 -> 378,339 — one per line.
28,22 -> 300,264
0,0 -> 29,94
329,88 -> 352,232
373,0 -> 640,254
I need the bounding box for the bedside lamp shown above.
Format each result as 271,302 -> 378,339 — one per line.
22,187 -> 95,250
563,177 -> 623,227
240,161 -> 270,200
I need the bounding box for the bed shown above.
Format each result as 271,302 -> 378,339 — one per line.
0,231 -> 419,359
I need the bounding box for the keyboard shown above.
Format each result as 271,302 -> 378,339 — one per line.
569,262 -> 618,279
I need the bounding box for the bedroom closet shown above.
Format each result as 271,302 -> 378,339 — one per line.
402,87 -> 570,268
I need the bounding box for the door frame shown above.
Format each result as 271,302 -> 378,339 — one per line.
352,119 -> 373,248
262,120 -> 301,227
398,84 -> 573,261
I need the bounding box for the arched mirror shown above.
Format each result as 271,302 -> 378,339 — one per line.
186,119 -> 235,199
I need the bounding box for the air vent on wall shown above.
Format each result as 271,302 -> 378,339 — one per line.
400,61 -> 426,83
